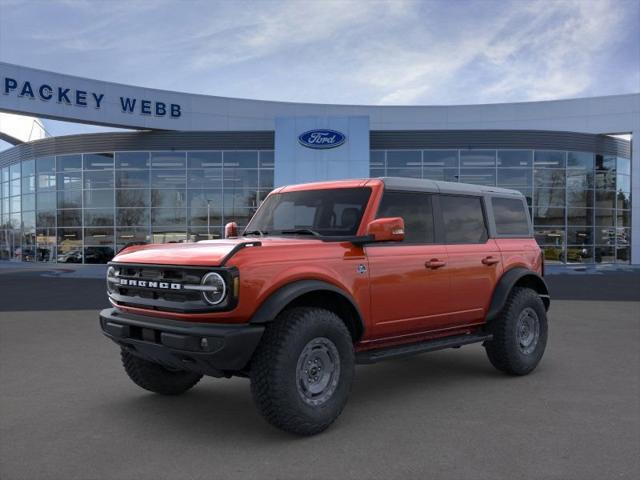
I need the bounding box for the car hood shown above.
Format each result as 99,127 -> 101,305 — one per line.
112,237 -> 320,267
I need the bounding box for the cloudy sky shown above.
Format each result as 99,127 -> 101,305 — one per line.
0,0 -> 638,140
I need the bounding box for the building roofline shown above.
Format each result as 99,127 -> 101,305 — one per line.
1,63 -> 638,133
4,61 -> 638,109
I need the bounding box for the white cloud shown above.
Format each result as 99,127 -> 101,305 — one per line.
357,0 -> 631,104
186,0 -> 411,70
0,0 -> 636,106
475,0 -> 626,102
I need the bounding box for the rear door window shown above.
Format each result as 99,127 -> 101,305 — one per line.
376,191 -> 435,243
491,197 -> 530,236
440,195 -> 488,244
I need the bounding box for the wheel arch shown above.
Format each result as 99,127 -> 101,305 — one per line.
486,268 -> 550,323
249,280 -> 365,342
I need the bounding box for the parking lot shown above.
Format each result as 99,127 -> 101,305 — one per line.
1,266 -> 639,480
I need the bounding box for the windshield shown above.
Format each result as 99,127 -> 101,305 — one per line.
245,187 -> 371,237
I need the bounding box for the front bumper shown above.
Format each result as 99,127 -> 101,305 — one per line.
99,308 -> 264,377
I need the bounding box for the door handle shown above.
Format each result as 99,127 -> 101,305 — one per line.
482,256 -> 500,266
425,259 -> 446,269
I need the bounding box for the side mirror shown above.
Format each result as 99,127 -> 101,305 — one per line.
365,217 -> 405,242
224,222 -> 238,239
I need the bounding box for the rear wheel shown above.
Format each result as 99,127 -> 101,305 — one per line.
121,349 -> 203,395
485,287 -> 548,375
250,307 -> 354,435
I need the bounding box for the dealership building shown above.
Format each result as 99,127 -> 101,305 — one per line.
0,62 -> 638,265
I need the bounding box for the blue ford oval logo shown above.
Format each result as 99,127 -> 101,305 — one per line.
298,129 -> 346,149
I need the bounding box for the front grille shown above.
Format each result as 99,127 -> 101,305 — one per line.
116,265 -> 203,303
108,263 -> 236,313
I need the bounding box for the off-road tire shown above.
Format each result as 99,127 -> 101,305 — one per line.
485,287 -> 548,375
121,349 -> 203,395
250,307 -> 355,435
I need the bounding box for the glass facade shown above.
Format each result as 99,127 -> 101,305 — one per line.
0,150 -> 274,263
370,149 -> 631,265
0,146 -> 632,265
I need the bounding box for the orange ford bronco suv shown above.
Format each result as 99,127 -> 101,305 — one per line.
100,177 -> 550,435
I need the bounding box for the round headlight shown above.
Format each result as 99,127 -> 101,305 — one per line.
201,272 -> 226,305
106,266 -> 118,294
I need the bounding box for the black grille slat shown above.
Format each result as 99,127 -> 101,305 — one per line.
118,268 -> 202,285
118,286 -> 202,301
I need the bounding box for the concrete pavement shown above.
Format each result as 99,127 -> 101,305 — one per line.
0,270 -> 638,479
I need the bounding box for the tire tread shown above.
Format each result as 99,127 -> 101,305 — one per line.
121,349 -> 202,395
250,307 -> 354,435
485,287 -> 548,376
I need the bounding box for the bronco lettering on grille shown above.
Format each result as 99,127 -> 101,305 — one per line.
119,278 -> 182,290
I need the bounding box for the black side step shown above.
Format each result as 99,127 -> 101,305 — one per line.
356,332 -> 492,365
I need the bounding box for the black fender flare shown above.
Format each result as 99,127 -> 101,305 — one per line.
249,280 -> 365,339
486,268 -> 550,323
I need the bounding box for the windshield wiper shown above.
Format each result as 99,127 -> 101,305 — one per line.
243,229 -> 268,237
278,228 -> 322,237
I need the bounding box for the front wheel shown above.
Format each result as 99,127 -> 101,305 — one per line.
485,287 -> 548,375
121,349 -> 203,395
250,307 -> 355,435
